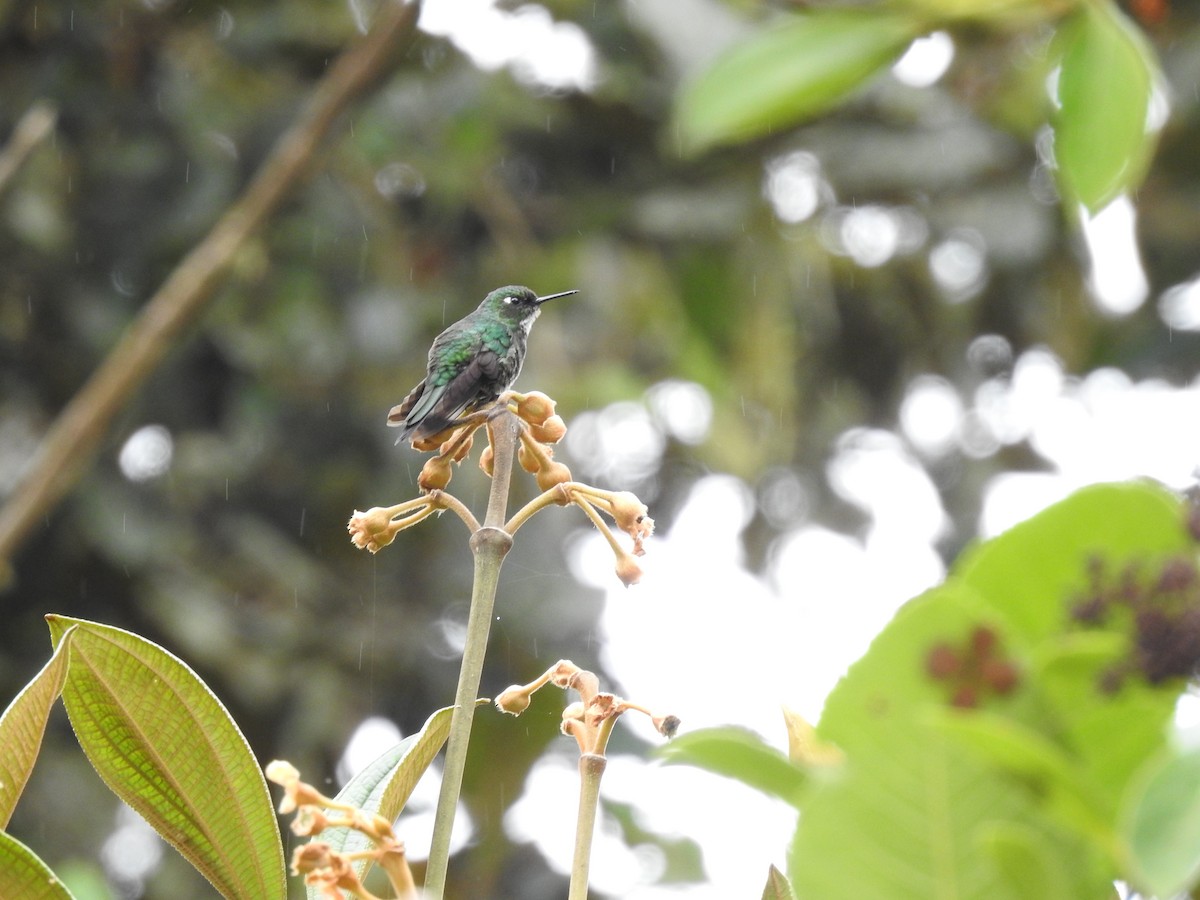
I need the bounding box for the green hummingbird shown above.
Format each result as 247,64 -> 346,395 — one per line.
388,285 -> 577,444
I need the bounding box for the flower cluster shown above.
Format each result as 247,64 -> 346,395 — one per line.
1069,553 -> 1200,690
495,659 -> 679,756
348,391 -> 654,586
924,625 -> 1021,709
264,760 -> 415,900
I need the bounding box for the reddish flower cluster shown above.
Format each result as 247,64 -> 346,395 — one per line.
925,625 -> 1020,709
1069,553 -> 1200,690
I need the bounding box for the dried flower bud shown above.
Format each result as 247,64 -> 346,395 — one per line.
536,460 -> 573,492
653,714 -> 681,739
411,434 -> 443,452
347,508 -> 399,554
615,549 -> 643,586
517,442 -> 541,474
495,684 -> 533,715
565,668 -> 600,702
291,805 -> 330,837
479,444 -> 495,477
561,716 -> 589,753
531,414 -> 567,444
550,659 -> 583,689
291,842 -> 336,875
265,759 -> 326,813
516,391 -> 556,425
562,700 -> 586,722
445,431 -> 474,463
418,455 -> 453,491
587,693 -> 620,726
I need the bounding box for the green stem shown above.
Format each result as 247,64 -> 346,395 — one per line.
569,753 -> 608,900
423,410 -> 520,899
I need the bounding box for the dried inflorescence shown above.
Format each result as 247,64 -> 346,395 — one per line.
495,658 -> 679,755
264,760 -> 416,900
348,391 -> 654,586
1068,552 -> 1200,690
924,625 -> 1021,709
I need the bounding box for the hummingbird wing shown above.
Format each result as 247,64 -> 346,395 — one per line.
389,344 -> 509,443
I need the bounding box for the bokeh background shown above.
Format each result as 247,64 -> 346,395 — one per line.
2,0 -> 1199,897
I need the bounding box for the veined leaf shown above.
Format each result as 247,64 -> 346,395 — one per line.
676,10 -> 918,154
311,702 -> 472,896
0,830 -> 76,900
0,627 -> 71,827
45,615 -> 286,900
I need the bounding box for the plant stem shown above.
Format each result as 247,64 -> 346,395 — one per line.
569,753 -> 608,900
424,410 -> 520,898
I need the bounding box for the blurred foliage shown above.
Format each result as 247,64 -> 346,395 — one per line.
668,482 -> 1200,898
0,0 -> 1198,896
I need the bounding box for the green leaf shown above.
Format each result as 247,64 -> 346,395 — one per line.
44,615 -> 286,900
955,481 -> 1187,643
761,863 -> 796,900
929,708 -> 1107,836
657,726 -> 808,807
1123,748 -> 1200,896
1054,1 -> 1161,211
0,627 -> 71,827
817,580 -> 997,753
1035,635 -> 1176,811
979,821 -> 1075,899
0,830 -> 76,900
799,580 -> 1116,898
311,702 -> 469,894
676,10 -> 918,153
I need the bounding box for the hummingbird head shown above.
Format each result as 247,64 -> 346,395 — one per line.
482,285 -> 578,327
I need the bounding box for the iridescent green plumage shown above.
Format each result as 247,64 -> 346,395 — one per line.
388,285 -> 577,444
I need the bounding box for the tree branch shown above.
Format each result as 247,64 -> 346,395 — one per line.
0,1 -> 422,585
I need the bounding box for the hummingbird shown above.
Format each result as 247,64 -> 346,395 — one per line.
388,285 -> 577,444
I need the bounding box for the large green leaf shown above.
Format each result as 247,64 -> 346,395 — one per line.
0,628 -> 70,827
658,726 -> 808,808
799,581 -> 1115,898
0,830 -> 76,900
1122,748 -> 1200,897
1054,1 -> 1161,211
979,821 -> 1076,899
954,481 -> 1187,643
676,9 -> 918,153
44,615 -> 286,900
310,702 -> 468,896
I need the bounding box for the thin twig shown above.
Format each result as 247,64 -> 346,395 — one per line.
0,0 -> 422,585
0,101 -> 57,199
428,489 -> 482,533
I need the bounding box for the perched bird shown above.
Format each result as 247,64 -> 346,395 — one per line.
388,285 -> 577,444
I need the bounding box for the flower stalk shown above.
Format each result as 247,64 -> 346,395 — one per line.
495,658 -> 679,900
346,391 -> 655,899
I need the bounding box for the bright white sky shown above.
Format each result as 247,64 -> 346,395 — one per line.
103,5 -> 1200,896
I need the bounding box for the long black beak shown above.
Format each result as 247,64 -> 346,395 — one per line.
536,289 -> 578,304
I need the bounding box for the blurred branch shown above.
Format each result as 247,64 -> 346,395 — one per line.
0,1 -> 422,586
0,101 -> 57,200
